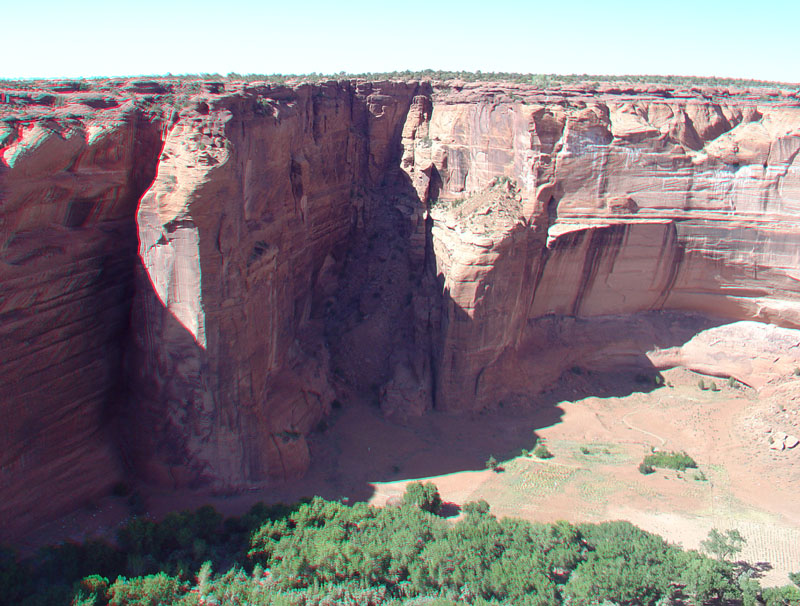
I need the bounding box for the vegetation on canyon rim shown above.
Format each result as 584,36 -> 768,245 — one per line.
3,484 -> 800,606
1,70 -> 797,90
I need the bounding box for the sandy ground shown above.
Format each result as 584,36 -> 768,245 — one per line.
21,368 -> 800,586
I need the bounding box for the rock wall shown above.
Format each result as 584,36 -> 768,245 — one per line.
0,89 -> 163,533
400,83 -> 800,410
127,81 -> 421,489
2,79 -> 800,536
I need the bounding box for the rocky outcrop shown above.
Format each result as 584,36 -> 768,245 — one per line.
2,79 -> 800,537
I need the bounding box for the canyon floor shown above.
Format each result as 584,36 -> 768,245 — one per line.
23,367 -> 800,586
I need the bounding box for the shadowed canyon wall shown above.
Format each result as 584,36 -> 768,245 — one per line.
2,79 -> 800,536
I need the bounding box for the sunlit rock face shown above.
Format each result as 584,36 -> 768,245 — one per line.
401,83 -> 800,410
2,79 -> 800,537
127,81 -> 421,489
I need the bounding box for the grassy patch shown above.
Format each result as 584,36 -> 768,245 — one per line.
642,450 -> 697,472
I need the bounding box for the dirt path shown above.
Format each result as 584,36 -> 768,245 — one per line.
622,409 -> 667,447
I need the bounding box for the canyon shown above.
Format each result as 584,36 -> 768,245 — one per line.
2,78 -> 800,538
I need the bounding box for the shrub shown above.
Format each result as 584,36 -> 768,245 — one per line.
762,584 -> 800,606
485,455 -> 499,470
580,446 -> 591,455
461,500 -> 490,516
701,528 -> 746,561
643,450 -> 697,471
694,470 -> 708,481
520,448 -> 529,457
638,462 -> 655,475
402,481 -> 442,515
108,571 -> 182,606
533,443 -> 554,459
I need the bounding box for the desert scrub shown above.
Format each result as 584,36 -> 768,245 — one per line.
533,443 -> 554,459
642,450 -> 697,471
698,378 -> 719,391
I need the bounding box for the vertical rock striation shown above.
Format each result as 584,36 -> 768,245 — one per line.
2,79 -> 800,536
0,91 -> 163,532
127,81 -> 420,488
401,83 -> 800,410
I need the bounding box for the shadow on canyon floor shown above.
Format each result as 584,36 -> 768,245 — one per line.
129,196 -> 732,524
139,364 -> 678,520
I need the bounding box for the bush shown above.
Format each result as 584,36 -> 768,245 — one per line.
638,462 -> 655,475
108,571 -> 182,606
402,481 -> 442,515
1,492 -> 771,606
461,500 -> 491,516
701,528 -> 746,561
485,455 -> 499,470
762,584 -> 800,606
533,443 -> 553,459
643,450 -> 697,471
580,446 -> 591,455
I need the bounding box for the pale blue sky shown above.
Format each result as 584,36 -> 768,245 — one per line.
4,0 -> 798,82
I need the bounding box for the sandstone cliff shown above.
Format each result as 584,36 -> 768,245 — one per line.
1,87 -> 163,533
2,79 -> 800,537
400,82 -> 800,410
128,80 -> 421,489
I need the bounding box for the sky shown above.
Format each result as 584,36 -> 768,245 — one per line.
3,0 -> 798,82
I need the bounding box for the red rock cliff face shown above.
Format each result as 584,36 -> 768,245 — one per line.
2,80 -> 800,536
127,81 -> 420,489
0,87 -> 163,533
401,83 -> 800,410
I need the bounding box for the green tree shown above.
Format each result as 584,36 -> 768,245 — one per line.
403,481 -> 443,515
701,528 -> 746,561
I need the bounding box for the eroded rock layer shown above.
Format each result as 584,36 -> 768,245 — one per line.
128,81 -> 421,489
400,83 -> 800,410
1,92 -> 163,532
2,79 -> 800,536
